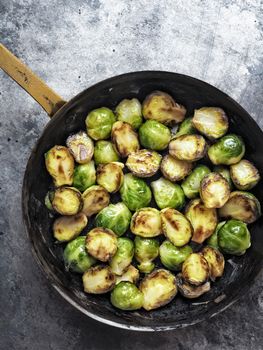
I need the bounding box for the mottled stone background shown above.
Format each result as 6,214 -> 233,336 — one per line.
1,0 -> 263,349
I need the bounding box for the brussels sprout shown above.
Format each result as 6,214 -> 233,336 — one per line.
109,238 -> 134,275
131,208 -> 162,238
139,120 -> 171,151
45,146 -> 74,187
116,265 -> 140,284
86,227 -> 117,262
111,121 -> 140,158
169,135 -> 207,162
120,173 -> 152,211
85,107 -> 116,140
200,172 -> 230,208
201,246 -> 225,281
66,131 -> 94,164
219,191 -> 261,224
192,107 -> 228,139
115,98 -> 143,129
53,213 -> 88,242
94,140 -> 120,165
230,159 -> 260,190
139,269 -> 177,310
206,221 -> 226,249
161,208 -> 192,247
218,219 -> 251,255
176,273 -> 211,299
182,253 -> 209,286
142,91 -> 186,125
126,149 -> 161,177
185,199 -> 217,244
83,265 -> 116,294
44,190 -> 54,211
52,187 -> 83,215
134,236 -> 159,273
159,240 -> 193,271
161,154 -> 193,181
111,282 -> 143,310
95,203 -> 131,236
151,177 -> 185,210
214,165 -> 233,189
82,185 -> 110,217
63,236 -> 96,273
73,161 -> 96,192
174,117 -> 196,138
96,162 -> 124,193
208,134 -> 245,165
181,164 -> 211,199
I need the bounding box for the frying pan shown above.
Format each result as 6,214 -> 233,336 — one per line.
1,43 -> 263,331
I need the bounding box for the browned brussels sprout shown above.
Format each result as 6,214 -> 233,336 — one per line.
83,265 -> 116,294
111,121 -> 140,157
82,185 -> 110,217
53,213 -> 87,242
201,246 -> 225,281
169,135 -> 207,162
182,253 -> 209,286
96,162 -> 124,193
52,187 -> 83,215
161,154 -> 193,181
200,172 -> 230,208
126,149 -> 162,177
66,131 -> 94,164
116,265 -> 140,285
230,159 -> 260,190
131,208 -> 162,238
176,273 -> 211,299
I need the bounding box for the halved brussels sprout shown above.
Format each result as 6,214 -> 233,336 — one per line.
85,227 -> 118,262
151,177 -> 185,210
169,135 -> 207,162
206,221 -> 226,249
181,164 -> 211,199
139,269 -> 177,311
131,208 -> 162,238
218,191 -> 261,224
208,134 -> 245,165
73,161 -> 96,192
142,91 -> 186,125
161,154 -> 193,182
230,159 -> 260,190
126,149 -> 161,177
63,236 -> 96,273
66,131 -> 94,164
200,172 -> 230,208
109,237 -> 134,275
44,190 -> 54,211
218,219 -> 251,255
85,107 -> 116,140
120,173 -> 152,211
95,202 -> 131,237
174,117 -> 196,138
52,187 -> 83,215
45,146 -> 74,187
134,236 -> 159,273
94,140 -> 120,165
201,246 -> 225,281
83,265 -> 116,294
214,165 -> 233,189
111,282 -> 143,310
96,162 -> 124,193
82,185 -> 110,217
185,199 -> 217,244
139,120 -> 171,151
192,107 -> 228,139
176,273 -> 211,299
160,208 -> 192,247
53,213 -> 87,242
182,253 -> 209,286
115,98 -> 143,129
116,265 -> 140,284
159,240 -> 193,271
111,121 -> 140,158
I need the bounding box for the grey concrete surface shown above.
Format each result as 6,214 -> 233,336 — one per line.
1,0 -> 263,349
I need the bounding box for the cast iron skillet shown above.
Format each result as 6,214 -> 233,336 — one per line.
1,44 -> 263,331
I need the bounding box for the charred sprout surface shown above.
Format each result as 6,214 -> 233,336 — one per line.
94,140 -> 120,165
116,265 -> 140,285
159,241 -> 193,271
161,154 -> 193,181
111,121 -> 140,157
134,236 -> 159,273
176,273 -> 211,299
63,236 -> 96,273
139,120 -> 171,150
96,162 -> 124,193
206,221 -> 226,249
83,265 -> 116,294
214,165 -> 233,189
85,107 -> 116,140
131,208 -> 162,238
192,107 -> 228,139
73,161 -> 96,192
181,164 -> 211,199
82,185 -> 110,217
52,187 -> 83,215
182,253 -> 209,286
66,131 -> 94,164
53,213 -> 87,242
200,172 -> 230,208
86,227 -> 118,262
111,282 -> 143,310
126,149 -> 161,177
142,91 -> 186,125
169,134 -> 207,162
201,246 -> 225,281
230,159 -> 260,190
174,117 -> 196,138
115,98 -> 143,129
110,237 -> 134,275
151,177 -> 185,210
95,202 -> 131,237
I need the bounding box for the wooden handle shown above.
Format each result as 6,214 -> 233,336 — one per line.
0,43 -> 66,117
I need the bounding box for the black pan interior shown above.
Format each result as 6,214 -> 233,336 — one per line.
22,71 -> 263,331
